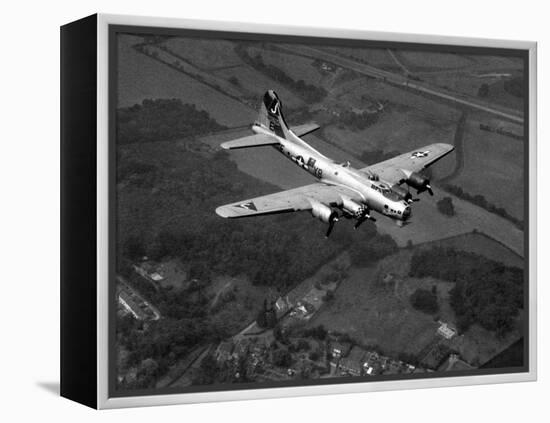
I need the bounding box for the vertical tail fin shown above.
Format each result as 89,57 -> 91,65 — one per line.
256,90 -> 292,140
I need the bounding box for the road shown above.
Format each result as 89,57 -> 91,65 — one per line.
277,45 -> 524,124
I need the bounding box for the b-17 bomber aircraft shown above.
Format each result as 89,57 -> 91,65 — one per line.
216,90 -> 454,237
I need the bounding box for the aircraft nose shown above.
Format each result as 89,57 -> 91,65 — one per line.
402,206 -> 411,220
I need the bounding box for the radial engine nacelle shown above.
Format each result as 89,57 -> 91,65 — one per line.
402,170 -> 433,196
310,200 -> 339,237
341,197 -> 366,218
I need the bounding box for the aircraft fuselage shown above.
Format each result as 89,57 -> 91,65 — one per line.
252,124 -> 411,221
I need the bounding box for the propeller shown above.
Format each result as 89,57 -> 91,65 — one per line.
325,214 -> 339,238
417,184 -> 434,196
405,193 -> 420,203
426,184 -> 434,196
404,188 -> 420,203
354,209 -> 376,230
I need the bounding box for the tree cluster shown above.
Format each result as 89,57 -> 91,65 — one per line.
436,196 -> 455,217
409,247 -> 523,336
234,45 -> 327,103
409,288 -> 439,314
477,83 -> 490,98
503,77 -> 524,98
339,109 -> 379,130
117,98 -> 226,145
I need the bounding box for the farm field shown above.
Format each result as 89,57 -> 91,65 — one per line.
320,46 -> 401,71
214,65 -> 304,108
335,77 -> 461,122
307,250 -> 447,357
323,111 -> 456,168
416,232 -> 523,268
308,238 -> 523,363
250,46 -> 325,86
417,71 -> 524,111
117,34 -> 254,126
398,50 -> 476,71
450,118 -> 524,220
162,38 -> 243,69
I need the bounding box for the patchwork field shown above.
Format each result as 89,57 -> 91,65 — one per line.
416,232 -> 523,268
251,47 -> 325,85
398,50 -> 475,70
451,118 -> 525,220
308,234 -> 523,363
162,38 -> 243,69
309,259 -> 441,356
117,35 -> 255,126
214,65 -> 304,108
320,46 -> 401,71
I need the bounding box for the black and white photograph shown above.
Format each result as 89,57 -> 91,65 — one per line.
5,0 -> 550,419
111,26 -> 529,396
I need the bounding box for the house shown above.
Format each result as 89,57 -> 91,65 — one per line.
330,341 -> 351,359
290,300 -> 316,320
274,296 -> 291,318
339,346 -> 366,376
215,341 -> 234,362
232,339 -> 250,360
133,262 -> 165,283
363,351 -> 383,374
437,321 -> 457,339
118,291 -> 142,320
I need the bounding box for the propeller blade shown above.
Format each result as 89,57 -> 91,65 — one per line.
354,213 -> 376,230
325,216 -> 338,238
426,184 -> 434,196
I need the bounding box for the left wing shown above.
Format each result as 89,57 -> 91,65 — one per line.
361,143 -> 454,185
216,182 -> 360,218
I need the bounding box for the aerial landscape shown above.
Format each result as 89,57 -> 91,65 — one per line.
113,30 -> 527,394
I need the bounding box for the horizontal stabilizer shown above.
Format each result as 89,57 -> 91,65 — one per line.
291,123 -> 320,137
220,134 -> 279,150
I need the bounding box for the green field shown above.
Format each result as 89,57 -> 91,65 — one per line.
308,233 -> 524,362
320,46 -> 401,71
250,47 -> 325,86
450,118 -> 524,220
117,35 -> 254,126
417,232 -> 523,268
162,38 -> 243,69
399,51 -> 475,70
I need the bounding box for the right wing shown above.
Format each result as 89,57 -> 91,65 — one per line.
291,123 -> 320,137
360,143 -> 454,185
216,182 -> 360,218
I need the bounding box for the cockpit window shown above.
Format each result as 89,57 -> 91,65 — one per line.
382,189 -> 400,201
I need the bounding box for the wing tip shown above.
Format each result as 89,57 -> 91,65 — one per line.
437,142 -> 455,151
215,206 -> 232,218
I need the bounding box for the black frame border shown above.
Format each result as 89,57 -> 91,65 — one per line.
60,14 -> 98,409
